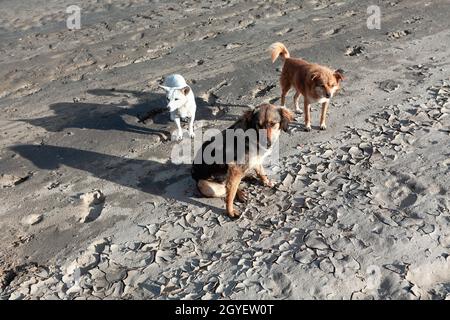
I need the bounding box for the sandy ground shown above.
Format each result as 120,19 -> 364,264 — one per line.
0,0 -> 449,300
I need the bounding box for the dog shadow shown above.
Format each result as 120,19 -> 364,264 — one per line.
87,87 -> 242,124
11,144 -> 226,216
17,89 -> 171,139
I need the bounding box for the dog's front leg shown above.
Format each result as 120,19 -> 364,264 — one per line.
188,116 -> 195,139
174,117 -> 183,141
255,164 -> 274,188
225,165 -> 244,218
304,99 -> 311,132
293,92 -> 301,112
320,101 -> 329,130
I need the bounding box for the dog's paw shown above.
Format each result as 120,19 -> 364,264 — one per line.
227,209 -> 241,219
305,125 -> 312,132
172,134 -> 183,141
319,124 -> 327,130
264,179 -> 275,188
236,189 -> 248,202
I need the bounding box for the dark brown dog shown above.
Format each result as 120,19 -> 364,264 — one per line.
269,42 -> 344,131
192,103 -> 294,218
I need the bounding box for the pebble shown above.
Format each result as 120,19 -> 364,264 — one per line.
105,267 -> 127,283
294,249 -> 316,264
304,231 -> 329,250
319,258 -> 335,274
21,214 -> 43,225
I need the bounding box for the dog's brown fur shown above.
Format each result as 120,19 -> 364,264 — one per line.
269,42 -> 344,131
192,103 -> 294,218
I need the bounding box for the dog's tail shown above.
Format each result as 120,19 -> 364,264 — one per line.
269,42 -> 290,63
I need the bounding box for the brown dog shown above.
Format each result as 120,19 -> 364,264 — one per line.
269,42 -> 344,131
192,103 -> 294,218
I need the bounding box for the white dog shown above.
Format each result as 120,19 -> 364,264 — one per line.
159,74 -> 197,141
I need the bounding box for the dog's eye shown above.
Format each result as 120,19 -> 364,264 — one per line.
175,98 -> 179,101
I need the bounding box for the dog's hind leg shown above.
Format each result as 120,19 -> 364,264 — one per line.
198,179 -> 247,203
280,77 -> 291,107
197,179 -> 226,198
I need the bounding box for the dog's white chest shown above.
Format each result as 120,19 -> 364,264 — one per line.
177,104 -> 192,118
248,148 -> 271,170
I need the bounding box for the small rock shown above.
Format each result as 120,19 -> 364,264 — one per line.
81,190 -> 105,206
294,249 -> 316,264
105,267 -> 127,283
379,80 -> 401,92
322,150 -> 333,158
352,292 -> 373,300
387,30 -> 411,39
305,231 -> 329,250
80,190 -> 105,223
224,43 -> 242,49
22,214 -> 43,226
0,173 -> 30,188
8,292 -> 25,300
345,45 -> 364,56
76,253 -> 99,272
348,146 -> 361,157
88,238 -> 109,254
319,258 -> 335,273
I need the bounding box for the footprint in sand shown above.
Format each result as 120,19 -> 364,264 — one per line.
261,271 -> 292,298
376,173 -> 423,210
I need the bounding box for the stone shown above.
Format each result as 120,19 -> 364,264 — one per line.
304,231 -> 329,250
294,249 -> 316,264
21,214 -> 43,225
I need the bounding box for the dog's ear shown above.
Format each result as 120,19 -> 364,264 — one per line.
159,85 -> 171,92
181,86 -> 190,96
334,69 -> 345,82
311,72 -> 320,81
279,107 -> 294,132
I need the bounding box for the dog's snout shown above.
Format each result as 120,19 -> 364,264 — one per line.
266,128 -> 272,148
325,92 -> 331,98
